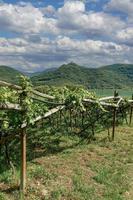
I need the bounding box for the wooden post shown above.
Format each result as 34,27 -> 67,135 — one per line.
20,128 -> 26,193
19,90 -> 27,195
112,107 -> 116,141
129,94 -> 133,125
112,91 -> 117,141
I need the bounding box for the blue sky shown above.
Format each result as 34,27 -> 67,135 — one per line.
3,0 -> 109,10
3,0 -> 63,8
0,0 -> 133,72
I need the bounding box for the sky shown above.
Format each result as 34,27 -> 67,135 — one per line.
0,0 -> 133,72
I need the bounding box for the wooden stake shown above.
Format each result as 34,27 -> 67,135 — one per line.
112,91 -> 117,141
20,128 -> 26,193
129,94 -> 133,125
112,107 -> 116,141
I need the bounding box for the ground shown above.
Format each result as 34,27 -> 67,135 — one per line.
0,125 -> 133,200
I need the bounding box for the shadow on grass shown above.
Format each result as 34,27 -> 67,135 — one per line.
0,124 -> 106,172
0,125 -> 85,172
1,185 -> 19,193
0,123 -> 99,196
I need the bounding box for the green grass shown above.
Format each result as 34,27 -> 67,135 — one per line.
0,125 -> 133,200
90,89 -> 133,98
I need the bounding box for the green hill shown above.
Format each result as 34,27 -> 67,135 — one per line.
31,63 -> 133,89
1,63 -> 133,88
0,65 -> 24,84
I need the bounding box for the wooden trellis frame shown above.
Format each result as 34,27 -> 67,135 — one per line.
0,80 -> 133,194
0,81 -> 64,194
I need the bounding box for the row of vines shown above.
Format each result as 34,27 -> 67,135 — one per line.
0,76 -> 131,139
0,76 -> 132,192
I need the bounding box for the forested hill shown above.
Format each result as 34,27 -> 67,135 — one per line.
31,63 -> 133,89
0,65 -> 24,84
1,63 -> 133,88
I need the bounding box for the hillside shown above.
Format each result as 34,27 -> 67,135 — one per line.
1,63 -> 133,88
0,65 -> 24,84
31,63 -> 133,89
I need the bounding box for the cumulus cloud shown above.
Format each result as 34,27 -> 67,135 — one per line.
0,3 -> 59,34
104,0 -> 133,45
0,0 -> 132,71
0,36 -> 131,71
56,36 -> 127,55
57,0 -> 125,39
59,1 -> 85,13
116,27 -> 133,46
40,5 -> 56,17
105,0 -> 133,15
0,1 -> 125,38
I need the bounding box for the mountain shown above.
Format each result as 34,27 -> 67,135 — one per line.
1,63 -> 133,89
31,62 -> 133,89
0,65 -> 24,84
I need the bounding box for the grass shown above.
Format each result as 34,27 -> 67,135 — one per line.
0,125 -> 133,200
90,89 -> 133,98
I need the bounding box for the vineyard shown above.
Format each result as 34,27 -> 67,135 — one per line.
0,76 -> 133,197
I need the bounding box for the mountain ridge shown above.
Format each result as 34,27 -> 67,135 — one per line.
31,62 -> 133,89
0,63 -> 133,89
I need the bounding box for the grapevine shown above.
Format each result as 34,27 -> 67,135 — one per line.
0,76 -> 132,193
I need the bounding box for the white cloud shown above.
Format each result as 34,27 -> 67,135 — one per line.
0,38 -> 27,55
40,5 -> 56,17
0,0 -> 132,71
0,36 -> 131,72
59,1 -> 85,13
105,0 -> 133,18
105,0 -> 133,45
0,36 -> 127,58
57,1 -> 125,38
56,36 -> 129,55
0,3 -> 59,34
0,1 -> 125,38
117,27 -> 133,45
0,3 -> 43,34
